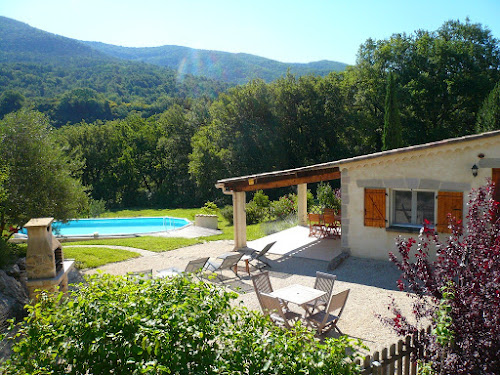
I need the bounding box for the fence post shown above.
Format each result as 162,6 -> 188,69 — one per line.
389,343 -> 396,374
373,351 -> 381,375
364,355 -> 372,375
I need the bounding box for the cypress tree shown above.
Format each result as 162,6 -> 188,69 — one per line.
382,72 -> 403,151
476,80 -> 500,133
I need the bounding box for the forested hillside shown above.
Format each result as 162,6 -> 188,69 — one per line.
0,16 -> 229,125
83,42 -> 347,84
1,18 -> 499,211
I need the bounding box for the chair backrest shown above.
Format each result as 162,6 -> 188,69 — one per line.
259,293 -> 282,315
308,213 -> 322,224
322,214 -> 336,226
259,293 -> 292,328
257,241 -> 276,257
218,253 -> 243,270
323,208 -> 335,215
251,271 -> 273,294
314,271 -> 337,304
326,289 -> 350,317
185,257 -> 210,273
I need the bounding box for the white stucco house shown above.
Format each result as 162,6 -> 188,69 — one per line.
216,130 -> 500,260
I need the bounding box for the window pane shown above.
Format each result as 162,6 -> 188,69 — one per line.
416,192 -> 434,225
394,191 -> 412,224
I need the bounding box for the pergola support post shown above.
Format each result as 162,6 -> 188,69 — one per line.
233,191 -> 247,250
297,183 -> 308,226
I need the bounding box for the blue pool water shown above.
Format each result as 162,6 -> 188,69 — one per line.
21,217 -> 190,237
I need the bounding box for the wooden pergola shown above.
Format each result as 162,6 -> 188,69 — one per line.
216,162 -> 341,250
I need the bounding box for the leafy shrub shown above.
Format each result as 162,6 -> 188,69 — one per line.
252,190 -> 270,208
199,201 -> 218,215
220,205 -> 233,225
316,182 -> 341,212
245,200 -> 267,224
381,183 -> 500,374
1,274 -> 363,374
0,238 -> 19,269
86,198 -> 107,218
270,194 -> 296,220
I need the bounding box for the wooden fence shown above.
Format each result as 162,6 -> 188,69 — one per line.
355,326 -> 432,375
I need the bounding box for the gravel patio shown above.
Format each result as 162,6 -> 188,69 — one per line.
82,232 -> 417,354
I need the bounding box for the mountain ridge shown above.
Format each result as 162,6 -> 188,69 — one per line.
0,16 -> 347,84
83,41 -> 348,84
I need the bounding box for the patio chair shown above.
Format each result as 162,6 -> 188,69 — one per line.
156,257 -> 210,278
242,241 -> 276,270
322,214 -> 338,238
306,289 -> 350,334
204,252 -> 243,281
304,271 -> 337,313
259,293 -> 302,329
308,213 -> 324,237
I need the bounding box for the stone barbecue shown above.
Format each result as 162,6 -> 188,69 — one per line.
24,217 -> 74,299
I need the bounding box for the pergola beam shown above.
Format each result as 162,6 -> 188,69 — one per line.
218,169 -> 340,193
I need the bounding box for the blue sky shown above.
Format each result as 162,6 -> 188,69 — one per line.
1,0 -> 499,65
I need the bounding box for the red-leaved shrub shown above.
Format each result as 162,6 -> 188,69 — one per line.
382,182 -> 500,374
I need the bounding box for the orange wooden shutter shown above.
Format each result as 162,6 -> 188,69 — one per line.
364,188 -> 386,227
437,191 -> 463,233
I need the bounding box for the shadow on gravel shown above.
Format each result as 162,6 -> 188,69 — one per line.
271,255 -> 401,291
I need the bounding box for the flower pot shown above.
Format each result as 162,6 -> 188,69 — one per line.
194,214 -> 218,230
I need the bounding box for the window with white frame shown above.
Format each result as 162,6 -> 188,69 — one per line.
392,190 -> 435,227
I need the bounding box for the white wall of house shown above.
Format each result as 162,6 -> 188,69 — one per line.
340,135 -> 500,260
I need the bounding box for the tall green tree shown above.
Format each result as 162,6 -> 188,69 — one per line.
353,19 -> 500,144
0,110 -> 88,233
0,90 -> 25,119
476,80 -> 500,132
382,72 -> 403,150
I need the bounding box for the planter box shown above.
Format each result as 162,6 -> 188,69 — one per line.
194,214 -> 218,230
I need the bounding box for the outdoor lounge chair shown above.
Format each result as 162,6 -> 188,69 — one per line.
259,293 -> 302,329
204,252 -> 243,281
304,271 -> 337,313
156,257 -> 210,278
306,289 -> 350,334
241,241 -> 276,270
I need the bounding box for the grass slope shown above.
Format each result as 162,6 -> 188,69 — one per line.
63,247 -> 140,269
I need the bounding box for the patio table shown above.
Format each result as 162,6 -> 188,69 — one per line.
269,284 -> 326,306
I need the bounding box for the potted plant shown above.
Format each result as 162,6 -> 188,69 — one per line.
194,201 -> 219,229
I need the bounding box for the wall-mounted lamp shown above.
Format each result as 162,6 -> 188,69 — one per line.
471,164 -> 479,177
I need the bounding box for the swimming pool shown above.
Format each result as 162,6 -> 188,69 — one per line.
21,217 -> 190,237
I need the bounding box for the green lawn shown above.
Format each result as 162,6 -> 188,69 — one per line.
63,247 -> 140,269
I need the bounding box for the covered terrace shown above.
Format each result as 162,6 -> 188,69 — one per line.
216,162 -> 341,250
